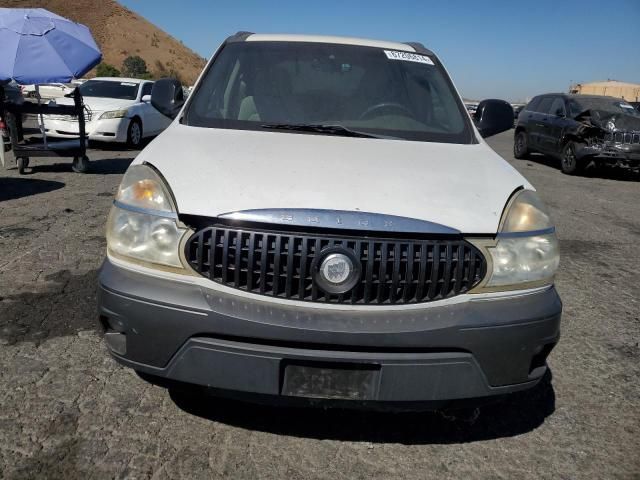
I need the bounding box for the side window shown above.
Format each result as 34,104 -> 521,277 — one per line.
549,97 -> 566,117
537,97 -> 554,114
526,96 -> 541,112
141,82 -> 153,98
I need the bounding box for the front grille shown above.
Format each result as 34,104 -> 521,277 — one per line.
185,226 -> 486,305
605,131 -> 640,145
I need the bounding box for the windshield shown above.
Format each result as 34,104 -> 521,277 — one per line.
185,42 -> 473,143
79,80 -> 139,100
569,97 -> 640,118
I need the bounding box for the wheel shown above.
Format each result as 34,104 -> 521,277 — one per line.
513,131 -> 529,159
17,157 -> 29,174
72,155 -> 90,173
127,118 -> 143,148
561,141 -> 583,175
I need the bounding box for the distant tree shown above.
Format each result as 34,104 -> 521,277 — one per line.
122,55 -> 149,78
95,63 -> 120,77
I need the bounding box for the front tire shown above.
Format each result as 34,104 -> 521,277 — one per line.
514,131 -> 529,159
126,118 -> 143,148
561,141 -> 583,175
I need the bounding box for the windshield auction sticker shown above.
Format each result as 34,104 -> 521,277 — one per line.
384,50 -> 434,65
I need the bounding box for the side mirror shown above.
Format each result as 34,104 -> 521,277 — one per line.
473,99 -> 514,138
141,94 -> 151,103
151,78 -> 185,119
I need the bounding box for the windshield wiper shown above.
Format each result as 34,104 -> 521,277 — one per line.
261,123 -> 390,139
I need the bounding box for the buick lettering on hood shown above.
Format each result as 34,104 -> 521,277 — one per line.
97,33 -> 562,409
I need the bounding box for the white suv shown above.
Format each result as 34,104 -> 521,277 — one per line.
98,33 -> 561,408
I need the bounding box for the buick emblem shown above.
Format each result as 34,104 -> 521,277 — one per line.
321,253 -> 353,285
313,248 -> 361,294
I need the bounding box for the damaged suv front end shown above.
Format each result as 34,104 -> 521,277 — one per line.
572,104 -> 640,168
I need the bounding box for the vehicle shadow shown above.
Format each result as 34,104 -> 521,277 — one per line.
12,156 -> 133,175
168,371 -> 555,445
88,156 -> 134,175
0,177 -> 65,201
522,153 -> 640,181
89,136 -> 154,151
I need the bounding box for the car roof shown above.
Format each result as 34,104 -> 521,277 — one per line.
535,93 -> 624,101
243,33 -> 417,53
90,77 -> 148,83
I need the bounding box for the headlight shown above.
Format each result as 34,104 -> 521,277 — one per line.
473,189 -> 560,290
106,164 -> 188,269
100,109 -> 128,120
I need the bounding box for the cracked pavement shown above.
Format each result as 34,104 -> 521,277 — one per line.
0,132 -> 639,479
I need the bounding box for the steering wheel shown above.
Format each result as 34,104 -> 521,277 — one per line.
359,102 -> 414,120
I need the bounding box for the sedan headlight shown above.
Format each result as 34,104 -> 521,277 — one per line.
106,164 -> 188,269
100,109 -> 128,120
472,190 -> 559,290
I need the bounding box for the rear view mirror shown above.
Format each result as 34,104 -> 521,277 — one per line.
151,78 -> 185,119
473,99 -> 514,138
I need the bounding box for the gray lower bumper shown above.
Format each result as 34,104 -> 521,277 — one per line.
577,143 -> 640,165
97,259 -> 562,403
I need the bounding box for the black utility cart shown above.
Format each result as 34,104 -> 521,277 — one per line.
1,87 -> 91,174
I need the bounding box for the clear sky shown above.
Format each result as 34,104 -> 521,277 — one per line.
120,0 -> 640,102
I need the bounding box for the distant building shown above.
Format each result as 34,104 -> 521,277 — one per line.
569,80 -> 640,101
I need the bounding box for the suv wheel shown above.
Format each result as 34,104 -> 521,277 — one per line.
561,142 -> 583,175
514,131 -> 529,159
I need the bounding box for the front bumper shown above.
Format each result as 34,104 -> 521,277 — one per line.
97,258 -> 562,404
44,117 -> 129,143
577,142 -> 640,166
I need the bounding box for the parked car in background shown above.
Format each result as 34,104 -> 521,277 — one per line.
44,77 -> 172,147
98,33 -> 561,410
512,104 -> 525,119
21,83 -> 75,99
514,93 -> 640,174
465,102 -> 478,115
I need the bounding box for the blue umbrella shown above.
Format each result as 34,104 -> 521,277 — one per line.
0,8 -> 102,85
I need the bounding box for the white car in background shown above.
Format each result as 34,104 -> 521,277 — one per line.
21,83 -> 75,99
44,77 -> 172,147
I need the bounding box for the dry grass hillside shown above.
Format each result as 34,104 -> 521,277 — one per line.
0,0 -> 207,84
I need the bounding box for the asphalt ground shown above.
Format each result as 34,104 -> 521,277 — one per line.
0,131 -> 638,479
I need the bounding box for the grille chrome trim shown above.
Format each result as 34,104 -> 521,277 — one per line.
218,208 -> 461,235
185,225 -> 486,305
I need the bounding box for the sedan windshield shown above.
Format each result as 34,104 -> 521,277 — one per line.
79,80 -> 139,100
185,42 -> 473,143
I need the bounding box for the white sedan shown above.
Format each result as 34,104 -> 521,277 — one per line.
44,77 -> 172,147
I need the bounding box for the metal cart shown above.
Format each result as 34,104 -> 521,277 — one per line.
1,87 -> 90,174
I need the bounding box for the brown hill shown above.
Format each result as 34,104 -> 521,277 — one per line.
0,0 -> 207,85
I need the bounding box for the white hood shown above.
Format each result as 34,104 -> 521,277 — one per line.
53,96 -> 135,113
135,123 -> 531,234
